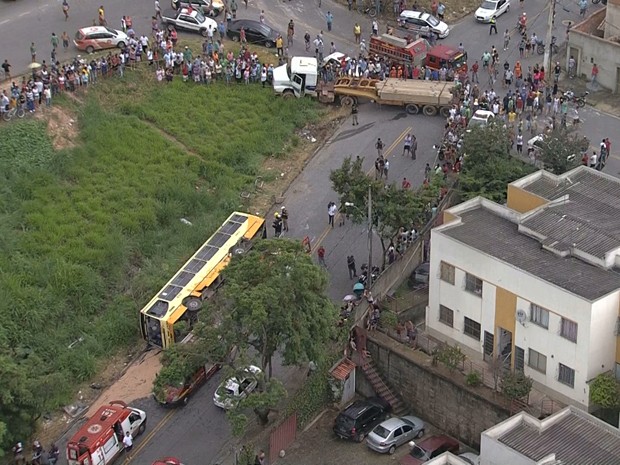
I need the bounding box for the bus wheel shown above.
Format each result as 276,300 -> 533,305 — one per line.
405,104 -> 419,115
340,96 -> 354,107
423,105 -> 437,116
183,296 -> 203,312
439,107 -> 451,118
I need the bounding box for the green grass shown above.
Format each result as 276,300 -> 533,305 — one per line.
0,64 -> 320,451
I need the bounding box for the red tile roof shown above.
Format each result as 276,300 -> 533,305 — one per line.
330,358 -> 356,381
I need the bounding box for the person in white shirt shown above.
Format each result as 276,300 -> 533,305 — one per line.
122,432 -> 133,453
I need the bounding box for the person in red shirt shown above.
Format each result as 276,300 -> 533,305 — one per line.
471,60 -> 479,83
401,177 -> 411,189
317,246 -> 327,268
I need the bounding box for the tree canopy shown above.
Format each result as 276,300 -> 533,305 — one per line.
459,124 -> 536,204
590,373 -> 620,409
534,129 -> 587,175
330,156 -> 445,258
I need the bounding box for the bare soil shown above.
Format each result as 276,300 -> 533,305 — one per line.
33,105 -> 79,150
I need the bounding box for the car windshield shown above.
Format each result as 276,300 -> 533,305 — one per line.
194,11 -> 207,22
426,15 -> 440,27
410,445 -> 429,459
373,425 -> 390,439
481,0 -> 497,9
216,385 -> 235,397
105,27 -> 118,35
469,118 -> 486,127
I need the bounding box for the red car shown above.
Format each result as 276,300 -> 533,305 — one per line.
153,458 -> 184,465
399,435 -> 459,465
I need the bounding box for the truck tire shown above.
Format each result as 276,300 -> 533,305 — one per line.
423,105 -> 437,116
439,107 -> 451,118
282,90 -> 295,99
405,104 -> 419,115
183,296 -> 203,312
340,96 -> 355,107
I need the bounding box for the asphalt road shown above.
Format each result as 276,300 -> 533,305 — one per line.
6,0 -> 619,463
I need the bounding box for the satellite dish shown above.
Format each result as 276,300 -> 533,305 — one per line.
516,309 -> 527,325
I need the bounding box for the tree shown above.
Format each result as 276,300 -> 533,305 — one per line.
500,371 -> 533,401
330,156 -> 445,264
590,373 -> 620,409
535,129 -> 587,175
195,239 -> 338,434
460,124 -> 536,203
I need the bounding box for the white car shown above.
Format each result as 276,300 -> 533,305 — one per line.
398,10 -> 450,39
469,109 -> 495,127
161,8 -> 218,37
213,365 -> 262,409
475,0 -> 510,23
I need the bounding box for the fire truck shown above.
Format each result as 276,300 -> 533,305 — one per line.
369,34 -> 468,74
66,401 -> 147,465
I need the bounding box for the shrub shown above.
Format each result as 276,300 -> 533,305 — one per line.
465,371 -> 482,387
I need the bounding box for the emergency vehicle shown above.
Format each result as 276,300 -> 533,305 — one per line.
66,401 -> 147,465
369,35 -> 430,68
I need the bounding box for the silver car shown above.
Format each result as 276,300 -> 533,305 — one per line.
366,415 -> 426,454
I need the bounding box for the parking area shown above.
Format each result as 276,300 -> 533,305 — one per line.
278,406 -> 441,465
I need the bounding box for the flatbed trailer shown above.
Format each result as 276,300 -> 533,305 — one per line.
334,77 -> 456,117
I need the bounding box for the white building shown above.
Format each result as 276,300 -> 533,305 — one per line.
426,166 -> 620,409
481,406 -> 620,465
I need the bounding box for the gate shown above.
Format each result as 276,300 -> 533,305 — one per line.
269,412 -> 297,464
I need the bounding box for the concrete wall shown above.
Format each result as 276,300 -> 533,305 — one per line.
366,334 -> 511,448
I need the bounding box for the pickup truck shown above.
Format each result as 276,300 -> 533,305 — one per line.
161,8 -> 217,37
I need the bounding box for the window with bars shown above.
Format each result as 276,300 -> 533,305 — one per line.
528,348 -> 547,374
560,318 -> 578,343
464,273 -> 482,296
463,317 -> 481,340
558,363 -> 575,388
515,346 -> 525,372
439,305 -> 454,327
530,304 -> 549,329
440,261 -> 455,285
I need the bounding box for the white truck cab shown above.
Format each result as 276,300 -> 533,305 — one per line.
273,57 -> 319,98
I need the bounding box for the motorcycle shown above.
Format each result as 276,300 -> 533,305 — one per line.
563,90 -> 589,108
358,263 -> 380,286
537,36 -> 559,55
517,21 -> 527,36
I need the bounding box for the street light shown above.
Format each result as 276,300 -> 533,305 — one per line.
344,185 -> 374,288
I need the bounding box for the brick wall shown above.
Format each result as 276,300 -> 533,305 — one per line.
365,334 -> 511,449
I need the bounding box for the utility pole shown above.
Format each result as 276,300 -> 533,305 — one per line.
543,0 -> 557,76
367,185 -> 373,289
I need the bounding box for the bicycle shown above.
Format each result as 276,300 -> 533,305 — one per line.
2,106 -> 25,122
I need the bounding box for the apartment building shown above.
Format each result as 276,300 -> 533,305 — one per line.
426,166 -> 620,408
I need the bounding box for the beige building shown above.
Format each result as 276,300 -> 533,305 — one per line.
426,166 -> 620,409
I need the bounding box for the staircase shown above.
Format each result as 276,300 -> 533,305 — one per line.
360,359 -> 407,416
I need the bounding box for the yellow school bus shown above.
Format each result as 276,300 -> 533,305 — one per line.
140,212 -> 265,349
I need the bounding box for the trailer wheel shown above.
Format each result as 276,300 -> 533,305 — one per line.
405,104 -> 419,115
423,105 -> 438,116
340,96 -> 355,107
439,107 -> 451,118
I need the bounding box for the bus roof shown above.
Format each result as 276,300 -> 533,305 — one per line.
140,212 -> 264,321
68,402 -> 128,450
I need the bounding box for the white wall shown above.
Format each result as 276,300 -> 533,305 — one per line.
428,225 -> 617,408
480,434 -> 535,465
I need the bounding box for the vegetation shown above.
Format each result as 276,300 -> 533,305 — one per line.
590,373 -> 620,409
195,239 -> 338,434
465,371 -> 482,387
152,344 -> 208,401
535,129 -> 587,175
436,344 -> 466,372
500,371 -> 533,401
460,124 -> 536,203
0,69 -> 319,453
330,156 -> 445,264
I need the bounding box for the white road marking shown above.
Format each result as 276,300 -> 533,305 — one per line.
18,11 -> 28,17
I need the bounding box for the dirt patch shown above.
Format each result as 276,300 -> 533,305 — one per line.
33,105 -> 79,150
249,106 -> 349,216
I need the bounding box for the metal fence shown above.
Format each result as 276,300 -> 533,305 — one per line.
269,412 -> 297,464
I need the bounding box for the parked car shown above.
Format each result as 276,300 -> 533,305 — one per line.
397,11 -> 450,39
226,19 -> 279,48
161,8 -> 217,37
171,0 -> 224,17
366,415 -> 426,454
475,0 -> 510,23
333,397 -> 392,442
213,365 -> 262,409
399,435 -> 460,465
153,458 -> 184,465
458,452 -> 480,465
73,26 -> 128,54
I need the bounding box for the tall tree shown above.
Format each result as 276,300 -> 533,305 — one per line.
534,129 -> 587,175
460,124 -> 536,203
330,156 -> 444,264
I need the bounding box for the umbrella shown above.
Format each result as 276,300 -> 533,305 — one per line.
353,282 -> 365,292
343,294 -> 357,302
28,62 -> 42,69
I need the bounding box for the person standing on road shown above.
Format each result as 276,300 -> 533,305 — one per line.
489,16 -> 497,35
254,450 -> 266,465
98,5 -> 106,26
154,0 -> 162,20
471,60 -> 479,83
503,29 -> 510,51
317,246 -> 327,268
402,133 -> 412,156
326,11 -> 333,32
347,255 -> 357,279
230,0 -> 238,18
591,63 -> 599,85
328,201 -> 337,227
62,0 -> 69,20
351,101 -> 359,125
287,20 -> 295,46
579,0 -> 587,17
280,206 -> 289,232
353,23 -> 361,44
383,159 -> 390,180
50,33 -> 59,52
372,20 -> 379,36
2,60 -> 11,80
30,42 -> 36,63
61,31 -> 69,50
411,134 -> 418,160
122,432 -> 133,456
375,137 -> 384,157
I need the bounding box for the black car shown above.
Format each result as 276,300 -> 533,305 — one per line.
226,20 -> 279,48
333,398 -> 391,442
